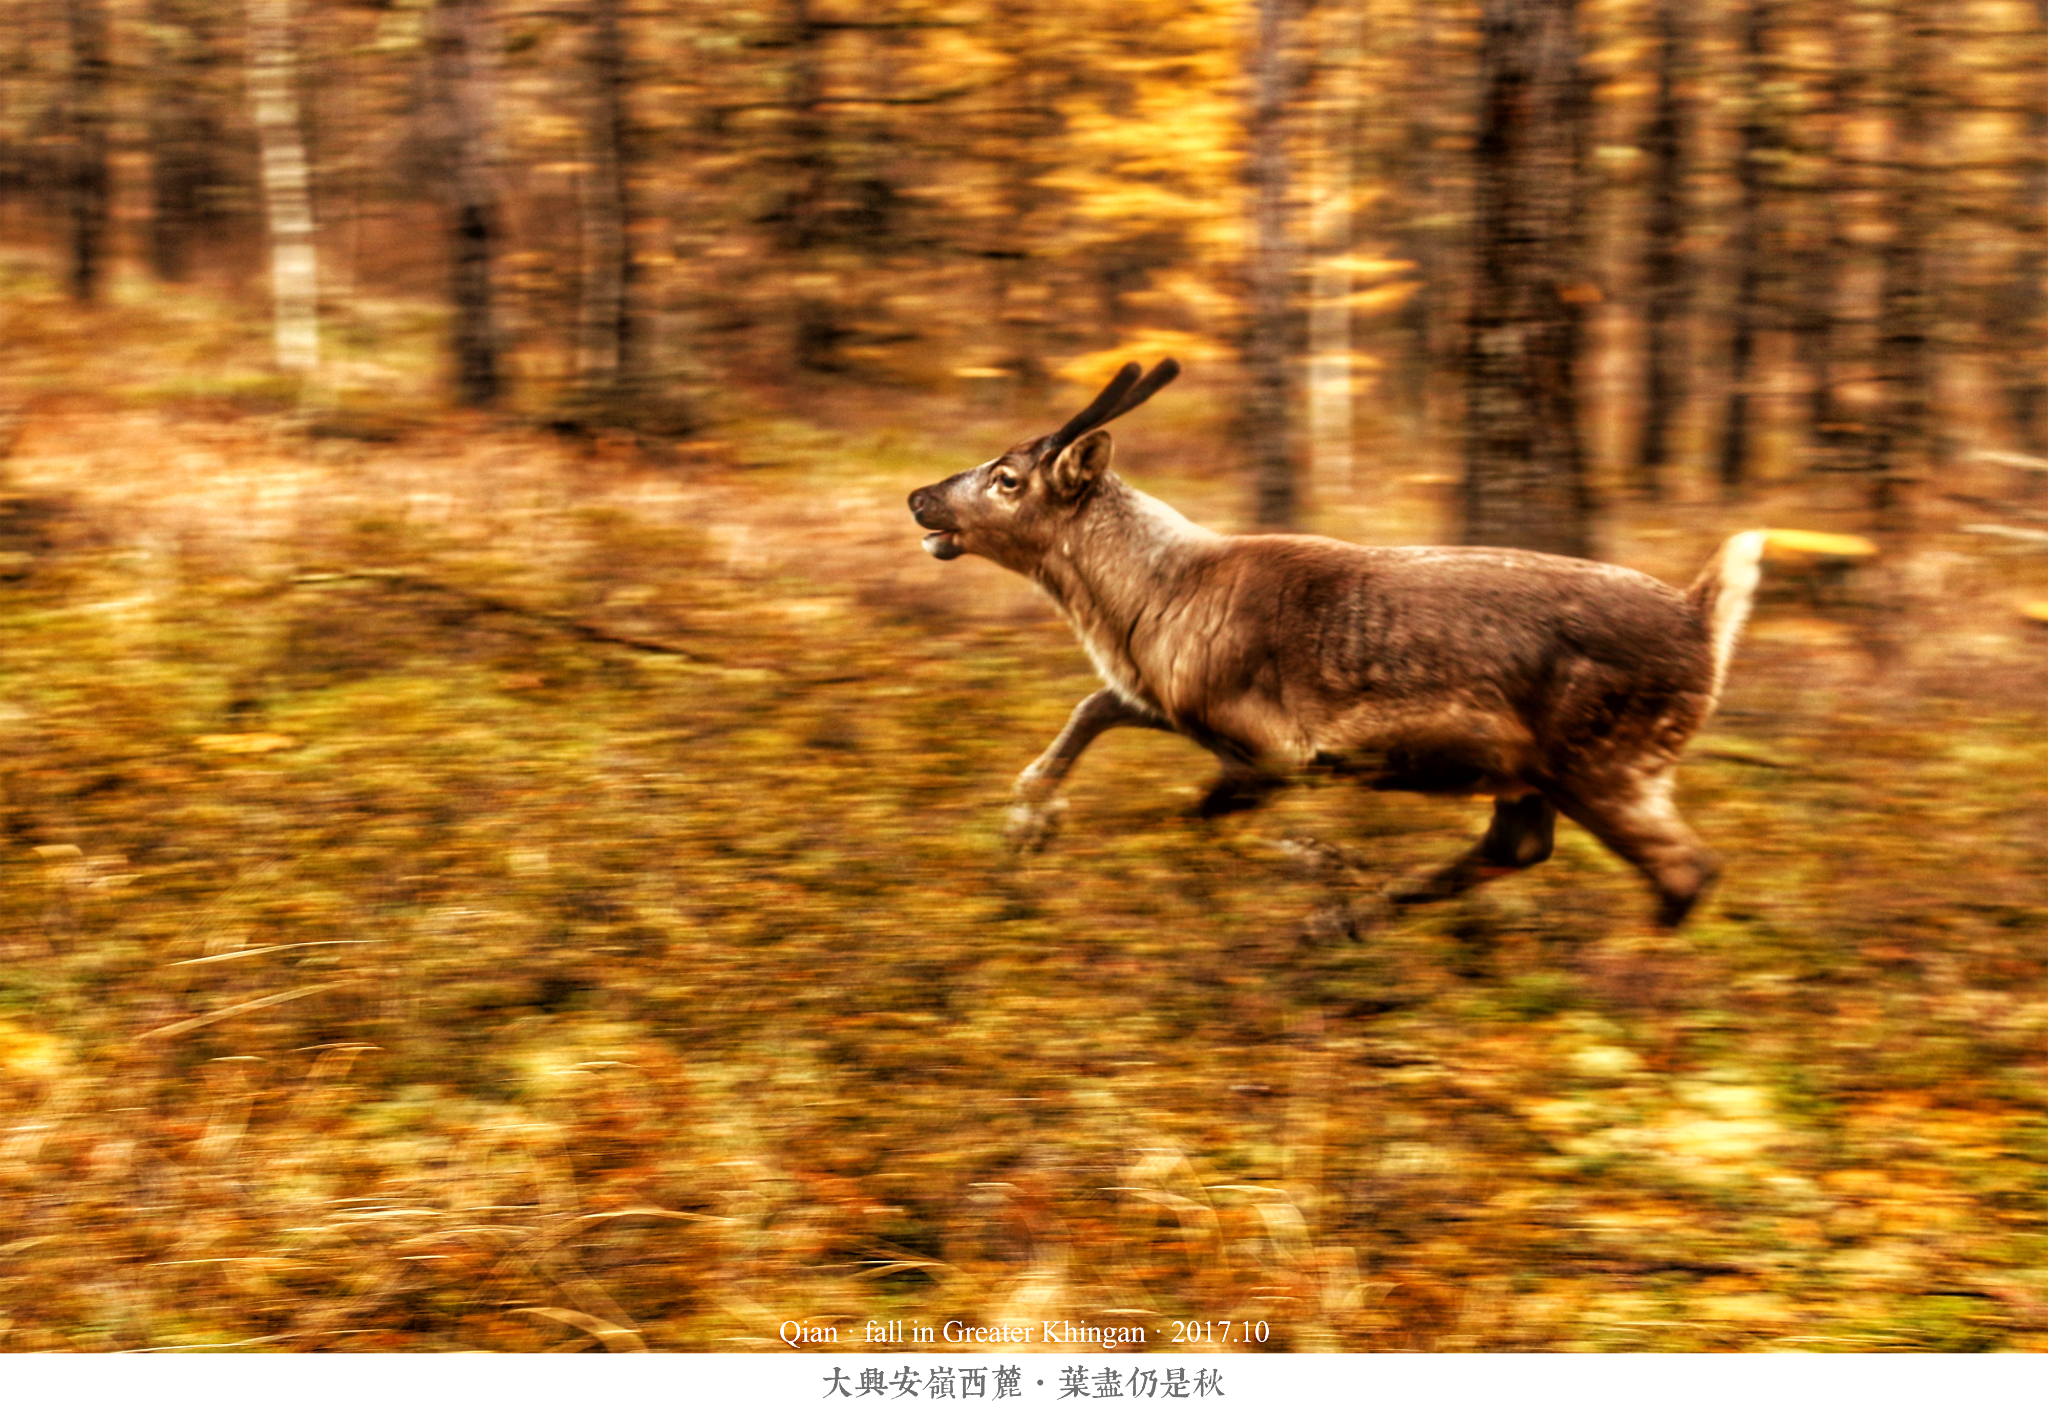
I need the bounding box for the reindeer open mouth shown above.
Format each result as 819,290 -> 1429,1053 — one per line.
909,492 -> 965,560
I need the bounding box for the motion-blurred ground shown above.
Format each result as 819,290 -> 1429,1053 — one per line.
3,267 -> 2048,1353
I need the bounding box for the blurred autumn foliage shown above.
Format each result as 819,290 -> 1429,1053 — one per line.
1,0 -> 2048,1360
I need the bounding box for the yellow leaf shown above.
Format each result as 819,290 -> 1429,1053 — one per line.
1761,529 -> 1877,562
0,1020 -> 65,1078
194,733 -> 297,755
1055,331 -> 1232,389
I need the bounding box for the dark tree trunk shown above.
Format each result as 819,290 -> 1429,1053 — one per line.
988,0 -> 1053,394
429,0 -> 500,408
450,201 -> 498,408
1793,0 -> 1851,469
1246,0 -> 1303,529
1997,0 -> 2048,498
781,0 -> 843,373
66,0 -> 110,303
1394,2 -> 1440,439
1871,0 -> 1934,533
1461,0 -> 1594,559
781,0 -> 827,255
579,0 -> 640,406
1634,0 -> 1689,498
1716,0 -> 1769,494
146,0 -> 212,284
1308,7 -> 1363,494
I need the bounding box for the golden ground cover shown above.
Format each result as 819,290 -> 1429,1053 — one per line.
3,287 -> 2048,1354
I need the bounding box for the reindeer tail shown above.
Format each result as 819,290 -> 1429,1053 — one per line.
1689,530 -> 1770,704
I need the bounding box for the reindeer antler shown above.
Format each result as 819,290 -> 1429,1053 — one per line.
1045,359 -> 1181,453
1101,357 -> 1181,426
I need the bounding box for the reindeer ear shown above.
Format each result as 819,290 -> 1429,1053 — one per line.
1048,429 -> 1113,499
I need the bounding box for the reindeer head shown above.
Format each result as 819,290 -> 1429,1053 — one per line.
908,359 -> 1180,574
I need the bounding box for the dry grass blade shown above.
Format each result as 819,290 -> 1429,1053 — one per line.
1969,449 -> 2048,475
849,1242 -> 965,1293
288,1045 -> 381,1122
1,1080 -> 86,1165
170,939 -> 381,967
1961,523 -> 2048,548
148,1256 -> 313,1270
135,981 -> 347,1041
541,1266 -> 643,1344
852,1260 -> 960,1282
129,1333 -> 301,1352
0,1235 -> 66,1258
291,570 -> 725,664
492,1206 -> 714,1287
468,1206 -> 706,1324
511,1306 -> 647,1353
541,1206 -> 717,1245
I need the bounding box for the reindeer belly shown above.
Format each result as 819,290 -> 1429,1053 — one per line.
1310,699 -> 1538,796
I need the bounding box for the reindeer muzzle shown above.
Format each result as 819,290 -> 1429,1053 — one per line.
908,486 -> 965,561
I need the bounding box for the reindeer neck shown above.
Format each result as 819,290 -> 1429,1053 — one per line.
1031,478 -> 1217,706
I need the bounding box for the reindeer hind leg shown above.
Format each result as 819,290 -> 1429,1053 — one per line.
1194,767 -> 1286,819
1548,772 -> 1719,927
1387,792 -> 1557,908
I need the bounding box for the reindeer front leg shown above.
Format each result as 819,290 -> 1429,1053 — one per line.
1007,689 -> 1172,850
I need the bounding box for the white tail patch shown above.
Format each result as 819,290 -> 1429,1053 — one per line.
1697,530 -> 1769,704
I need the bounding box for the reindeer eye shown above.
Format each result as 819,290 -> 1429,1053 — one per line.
996,469 -> 1021,491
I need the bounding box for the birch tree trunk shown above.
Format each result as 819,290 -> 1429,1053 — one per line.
1307,7 -> 1361,497
246,0 -> 319,374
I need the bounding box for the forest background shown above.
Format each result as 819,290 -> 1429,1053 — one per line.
2,0 -> 2048,1355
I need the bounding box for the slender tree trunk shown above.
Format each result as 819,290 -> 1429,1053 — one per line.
246,0 -> 319,374
1998,0 -> 2048,498
989,0 -> 1051,394
1308,7 -> 1361,496
1246,0 -> 1302,529
429,0 -> 500,408
1871,0 -> 1934,533
1633,0 -> 1688,498
1794,0 -> 1850,469
65,0 -> 109,303
579,0 -> 638,405
1716,0 -> 1768,494
782,0 -> 842,372
1462,0 -> 1594,558
146,0 -> 208,284
1395,1 -> 1439,438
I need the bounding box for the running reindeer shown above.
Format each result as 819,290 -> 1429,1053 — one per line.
909,360 -> 1766,930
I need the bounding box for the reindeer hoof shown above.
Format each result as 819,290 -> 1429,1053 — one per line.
1272,836 -> 1369,883
1004,797 -> 1065,852
1299,891 -> 1400,946
1299,901 -> 1361,945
